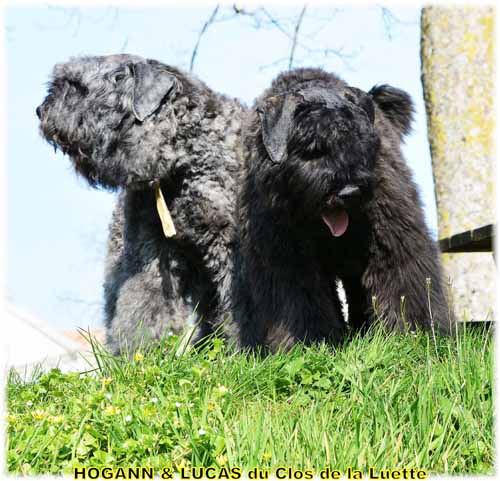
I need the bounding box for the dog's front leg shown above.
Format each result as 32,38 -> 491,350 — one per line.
237,263 -> 346,352
361,229 -> 453,334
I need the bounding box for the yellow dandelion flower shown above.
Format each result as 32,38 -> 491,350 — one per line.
207,402 -> 216,412
32,409 -> 46,420
6,414 -> 17,423
104,405 -> 120,416
175,458 -> 188,470
102,376 -> 113,385
216,454 -> 228,466
134,352 -> 144,362
261,452 -> 272,462
142,406 -> 155,416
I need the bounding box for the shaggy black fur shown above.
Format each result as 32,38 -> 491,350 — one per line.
233,68 -> 453,352
37,54 -> 245,353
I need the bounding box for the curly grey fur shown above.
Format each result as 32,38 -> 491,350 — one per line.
37,54 -> 245,353
233,68 -> 454,352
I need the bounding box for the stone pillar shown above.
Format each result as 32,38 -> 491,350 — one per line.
421,7 -> 495,321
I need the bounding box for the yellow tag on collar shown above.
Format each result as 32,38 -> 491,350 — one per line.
155,186 -> 176,238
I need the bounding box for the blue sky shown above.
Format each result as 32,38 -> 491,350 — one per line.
6,4 -> 436,330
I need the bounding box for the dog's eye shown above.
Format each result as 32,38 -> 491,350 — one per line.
109,68 -> 129,84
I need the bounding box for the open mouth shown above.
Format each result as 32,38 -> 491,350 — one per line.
320,184 -> 362,237
322,207 -> 349,237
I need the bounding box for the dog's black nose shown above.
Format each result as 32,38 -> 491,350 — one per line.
338,185 -> 360,198
36,106 -> 42,119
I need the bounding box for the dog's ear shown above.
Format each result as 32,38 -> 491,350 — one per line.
258,94 -> 300,163
368,84 -> 414,137
131,62 -> 178,122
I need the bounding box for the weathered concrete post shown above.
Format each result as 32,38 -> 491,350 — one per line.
421,7 -> 495,321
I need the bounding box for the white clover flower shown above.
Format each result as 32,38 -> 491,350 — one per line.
150,397 -> 158,403
175,402 -> 182,408
198,428 -> 206,436
26,401 -> 33,407
105,393 -> 112,400
125,415 -> 132,422
217,385 -> 229,394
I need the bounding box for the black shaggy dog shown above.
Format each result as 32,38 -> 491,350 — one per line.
37,54 -> 245,353
233,68 -> 453,351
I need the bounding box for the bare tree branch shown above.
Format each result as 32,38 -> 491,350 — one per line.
34,7 -> 121,38
188,5 -> 359,76
379,6 -> 418,40
311,46 -> 359,70
260,8 -> 292,38
288,5 -> 307,69
258,6 -> 354,69
258,56 -> 290,72
34,7 -> 82,36
190,5 -> 220,73
57,295 -> 102,308
120,37 -> 129,53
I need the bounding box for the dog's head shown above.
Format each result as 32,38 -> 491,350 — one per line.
37,54 -> 184,189
250,72 -> 414,237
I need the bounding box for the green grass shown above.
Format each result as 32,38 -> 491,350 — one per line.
6,325 -> 493,476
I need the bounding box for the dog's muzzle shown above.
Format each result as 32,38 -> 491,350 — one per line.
322,185 -> 362,237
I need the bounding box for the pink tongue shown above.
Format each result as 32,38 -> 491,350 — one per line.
322,208 -> 349,237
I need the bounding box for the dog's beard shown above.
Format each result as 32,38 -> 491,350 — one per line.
281,155 -> 372,238
283,132 -> 376,239
40,107 -> 177,238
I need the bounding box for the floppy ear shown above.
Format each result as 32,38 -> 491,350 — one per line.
258,94 -> 300,163
131,62 -> 178,122
368,84 -> 414,137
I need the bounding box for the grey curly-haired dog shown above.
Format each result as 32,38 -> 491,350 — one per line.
37,54 -> 245,353
233,68 -> 453,351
